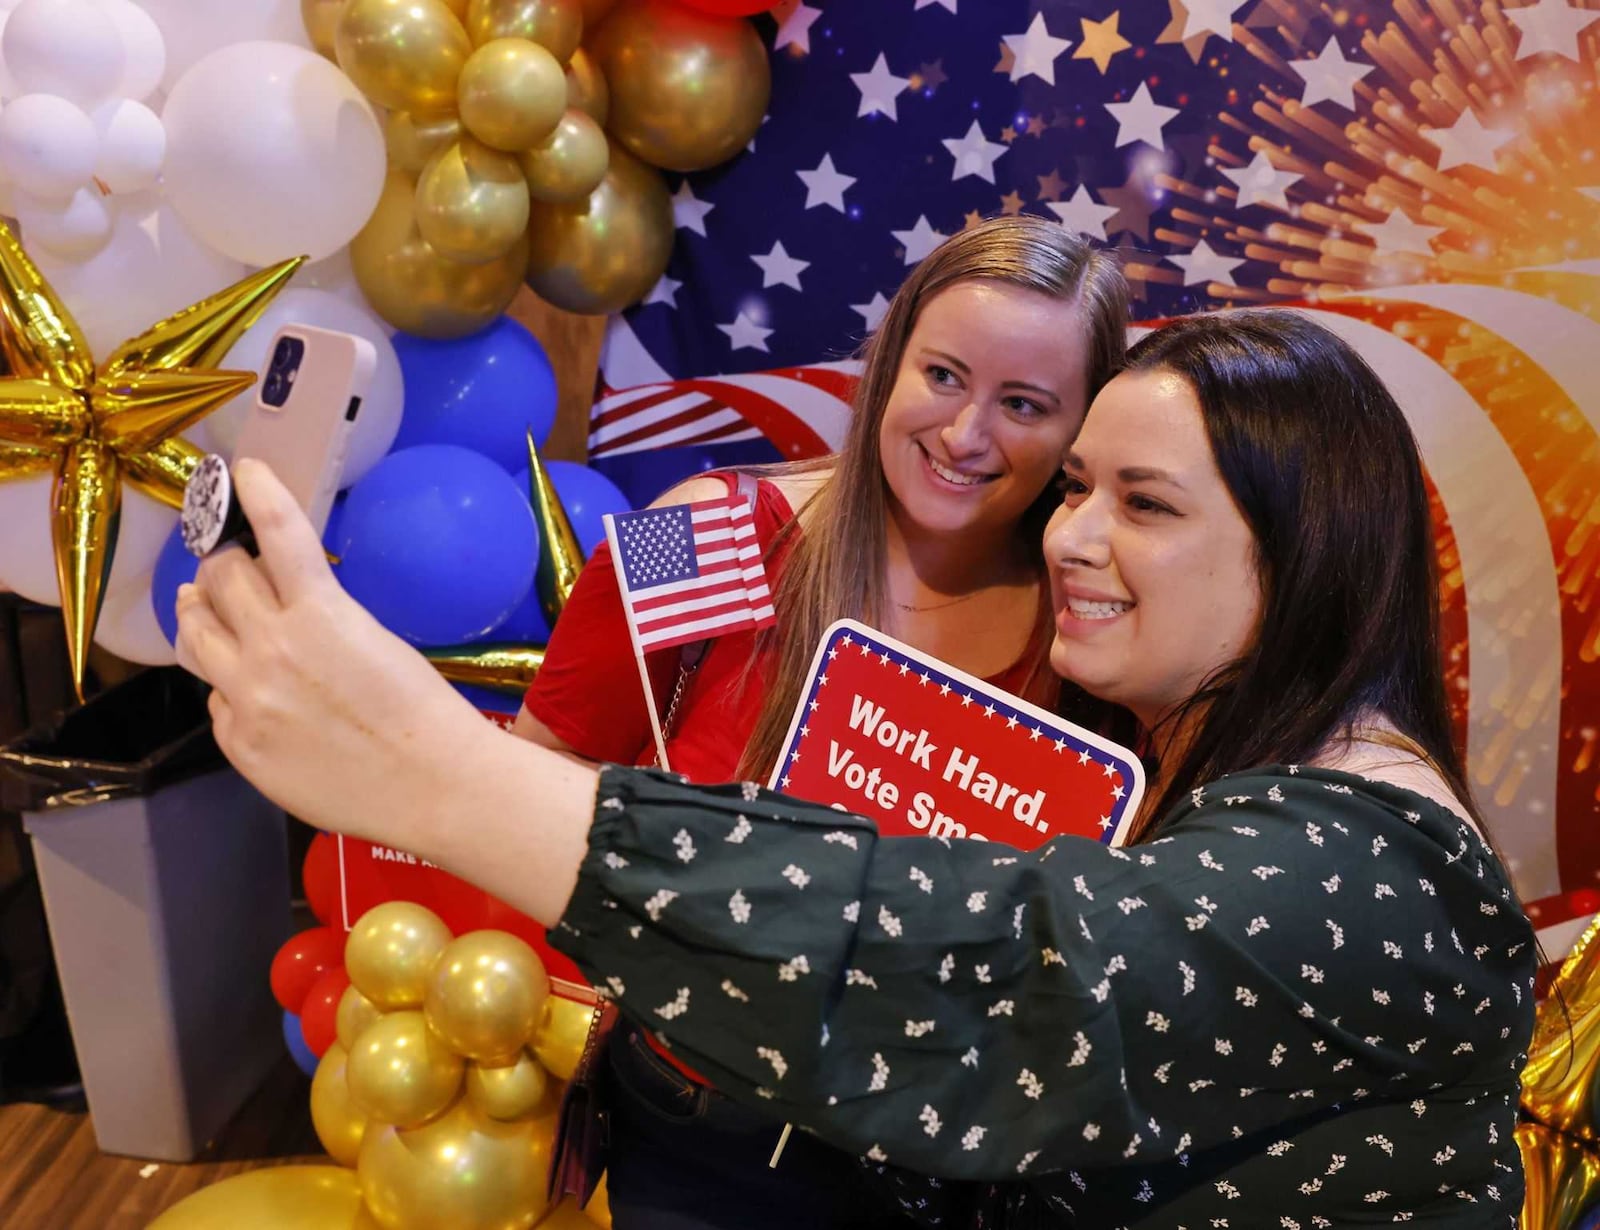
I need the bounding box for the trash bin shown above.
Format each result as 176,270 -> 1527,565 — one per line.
0,667 -> 291,1161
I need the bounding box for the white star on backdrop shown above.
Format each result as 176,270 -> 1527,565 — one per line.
1359,210 -> 1443,256
1221,150 -> 1301,210
644,274 -> 682,307
752,240 -> 810,291
1290,38 -> 1373,109
1166,239 -> 1244,286
850,53 -> 910,121
718,311 -> 775,352
1181,0 -> 1247,44
914,0 -> 957,10
852,292 -> 891,332
797,153 -> 856,211
1505,0 -> 1600,61
892,215 -> 946,264
942,120 -> 1009,183
1104,83 -> 1180,150
1046,186 -> 1118,239
672,182 -> 715,236
1421,109 -> 1515,171
1003,13 -> 1073,86
774,2 -> 822,54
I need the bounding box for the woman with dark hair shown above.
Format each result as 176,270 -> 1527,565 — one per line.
175,309 -> 1535,1227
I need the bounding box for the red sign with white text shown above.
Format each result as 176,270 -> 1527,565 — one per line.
770,620 -> 1144,848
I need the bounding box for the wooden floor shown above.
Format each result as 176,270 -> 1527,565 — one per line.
0,1057 -> 324,1229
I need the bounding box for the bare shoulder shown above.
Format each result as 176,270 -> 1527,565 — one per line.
647,475 -> 735,508
766,467 -> 833,511
1315,740 -> 1481,836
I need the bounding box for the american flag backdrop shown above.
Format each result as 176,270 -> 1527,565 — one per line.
587,0 -> 1600,965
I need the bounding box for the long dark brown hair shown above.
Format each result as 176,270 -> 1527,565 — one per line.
1116,309 -> 1480,842
736,216 -> 1130,780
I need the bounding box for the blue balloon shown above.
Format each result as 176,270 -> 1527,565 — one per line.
282,1010 -> 318,1077
510,459 -> 630,559
493,587 -> 552,645
390,317 -> 558,472
334,445 -> 539,646
150,523 -> 200,647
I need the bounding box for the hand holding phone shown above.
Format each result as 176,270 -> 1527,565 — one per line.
182,323 -> 376,557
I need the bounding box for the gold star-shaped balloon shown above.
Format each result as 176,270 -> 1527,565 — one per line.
0,220 -> 304,698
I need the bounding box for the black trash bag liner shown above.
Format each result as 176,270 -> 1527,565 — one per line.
0,667 -> 221,813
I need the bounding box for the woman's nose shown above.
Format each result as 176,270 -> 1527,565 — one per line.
941,402 -> 987,458
1045,497 -> 1111,568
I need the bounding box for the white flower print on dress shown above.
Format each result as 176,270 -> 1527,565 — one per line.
966,891 -> 988,913
1327,920 -> 1345,949
822,830 -> 858,849
842,900 -> 860,922
937,952 -> 954,983
758,1046 -> 787,1080
655,987 -> 690,1019
721,979 -> 748,1002
846,968 -> 878,989
726,816 -> 753,843
988,1000 -> 1015,1016
603,852 -> 629,869
781,864 -> 811,889
643,889 -> 678,921
1246,916 -> 1270,936
878,905 -> 902,937
919,1105 -> 943,1136
1042,947 -> 1067,967
728,889 -> 751,924
777,955 -> 810,981
1017,1068 -> 1044,1099
961,1125 -> 986,1151
1067,1031 -> 1092,1066
904,1018 -> 935,1037
907,866 -> 934,893
961,1046 -> 979,1068
672,829 -> 696,862
1180,961 -> 1197,995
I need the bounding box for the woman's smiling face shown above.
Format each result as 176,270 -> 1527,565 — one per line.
1044,368 -> 1263,728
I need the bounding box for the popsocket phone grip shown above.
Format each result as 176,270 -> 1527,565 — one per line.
181,454 -> 256,558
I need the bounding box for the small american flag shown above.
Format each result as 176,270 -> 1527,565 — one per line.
606,495 -> 777,653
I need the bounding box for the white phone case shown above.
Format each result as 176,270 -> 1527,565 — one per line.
231,323 -> 377,535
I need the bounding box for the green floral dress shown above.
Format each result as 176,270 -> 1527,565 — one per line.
551,764 -> 1535,1228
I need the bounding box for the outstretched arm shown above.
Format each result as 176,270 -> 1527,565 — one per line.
175,458 -> 598,926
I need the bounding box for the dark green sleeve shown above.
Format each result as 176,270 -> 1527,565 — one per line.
552,766 -> 1533,1181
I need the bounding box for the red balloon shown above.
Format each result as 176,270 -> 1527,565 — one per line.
269,926 -> 346,1014
673,0 -> 777,15
302,832 -> 340,927
299,965 -> 350,1058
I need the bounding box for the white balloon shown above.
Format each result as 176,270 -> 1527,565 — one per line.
0,15 -> 17,101
91,96 -> 163,192
30,193 -> 246,354
133,0 -> 309,92
162,41 -> 385,265
95,0 -> 164,102
0,479 -> 178,604
94,571 -> 177,665
199,286 -> 404,487
14,184 -> 112,259
3,0 -> 123,107
0,93 -> 97,201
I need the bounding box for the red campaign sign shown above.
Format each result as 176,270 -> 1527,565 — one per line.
769,620 -> 1144,849
336,709 -> 593,998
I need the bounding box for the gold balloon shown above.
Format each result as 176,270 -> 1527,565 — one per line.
0,222 -> 299,698
467,1050 -> 549,1120
311,1042 -> 373,1167
577,0 -> 619,27
530,996 -> 596,1082
563,48 -> 607,127
424,642 -> 546,693
524,431 -> 584,620
1526,915 -> 1600,1140
301,0 -> 345,59
345,901 -> 455,1010
585,1173 -> 611,1229
438,0 -> 470,15
337,983 -> 386,1052
358,1097 -> 555,1230
147,1166 -> 368,1230
387,111 -> 465,176
425,930 -> 551,1063
537,1200 -> 598,1229
352,168 -> 530,339
347,1009 -> 465,1128
417,138 -> 532,264
520,110 -> 608,205
587,0 -> 770,172
1518,1121 -> 1600,1229
336,0 -> 473,115
467,0 -> 583,64
458,38 -> 567,152
524,141 -> 672,315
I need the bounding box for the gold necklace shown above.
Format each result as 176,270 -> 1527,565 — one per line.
892,589 -> 985,613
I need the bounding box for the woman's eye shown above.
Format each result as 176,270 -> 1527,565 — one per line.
928,365 -> 956,385
1058,474 -> 1089,498
1004,396 -> 1045,417
1128,494 -> 1173,514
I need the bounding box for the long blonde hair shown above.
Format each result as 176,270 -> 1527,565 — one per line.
736,216 -> 1129,779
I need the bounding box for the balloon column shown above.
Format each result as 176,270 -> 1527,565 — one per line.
1520,917 -> 1600,1226
173,901 -> 609,1230
315,0 -> 775,326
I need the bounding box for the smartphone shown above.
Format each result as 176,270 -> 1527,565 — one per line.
231,323 -> 377,534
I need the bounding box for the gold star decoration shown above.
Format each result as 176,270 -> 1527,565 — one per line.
1156,0 -> 1212,63
1001,125 -> 1019,143
1000,190 -> 1026,216
1037,169 -> 1069,201
1075,11 -> 1133,75
963,209 -> 986,231
0,220 -> 303,696
994,43 -> 1016,75
1026,114 -> 1050,138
